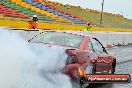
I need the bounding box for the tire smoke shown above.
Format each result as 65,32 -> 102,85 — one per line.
0,27 -> 73,88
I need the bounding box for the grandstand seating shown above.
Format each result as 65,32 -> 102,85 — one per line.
0,0 -> 88,24
0,4 -> 29,19
44,3 -> 90,23
11,0 -> 71,23
2,1 -> 53,21
22,0 -> 86,24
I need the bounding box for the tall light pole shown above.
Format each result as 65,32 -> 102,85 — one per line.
100,0 -> 104,26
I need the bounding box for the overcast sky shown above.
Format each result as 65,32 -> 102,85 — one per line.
49,0 -> 132,19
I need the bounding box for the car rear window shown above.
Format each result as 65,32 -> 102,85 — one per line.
30,32 -> 84,48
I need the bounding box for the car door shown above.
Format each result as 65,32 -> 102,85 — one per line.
89,38 -> 111,74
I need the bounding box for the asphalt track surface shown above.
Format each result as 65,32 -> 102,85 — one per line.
16,30 -> 132,88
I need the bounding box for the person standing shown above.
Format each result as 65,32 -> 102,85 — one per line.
28,15 -> 38,29
83,22 -> 91,31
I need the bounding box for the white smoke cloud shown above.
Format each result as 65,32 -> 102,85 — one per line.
0,27 -> 73,88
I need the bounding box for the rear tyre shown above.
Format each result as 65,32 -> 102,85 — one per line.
79,77 -> 86,85
111,60 -> 116,74
111,66 -> 115,74
79,77 -> 89,88
71,80 -> 89,88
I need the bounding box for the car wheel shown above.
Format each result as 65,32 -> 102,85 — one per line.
71,79 -> 89,88
79,77 -> 86,85
111,60 -> 116,74
79,77 -> 89,88
111,66 -> 115,74
109,66 -> 115,74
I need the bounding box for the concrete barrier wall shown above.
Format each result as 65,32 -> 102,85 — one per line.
15,30 -> 132,47
90,32 -> 132,47
1,20 -> 132,32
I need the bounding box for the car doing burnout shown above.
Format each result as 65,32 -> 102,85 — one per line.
28,31 -> 116,86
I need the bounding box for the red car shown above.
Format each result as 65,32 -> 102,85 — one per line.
28,31 -> 116,86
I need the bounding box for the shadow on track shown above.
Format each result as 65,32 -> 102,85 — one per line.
87,83 -> 113,88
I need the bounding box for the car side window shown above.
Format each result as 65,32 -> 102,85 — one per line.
89,38 -> 104,53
